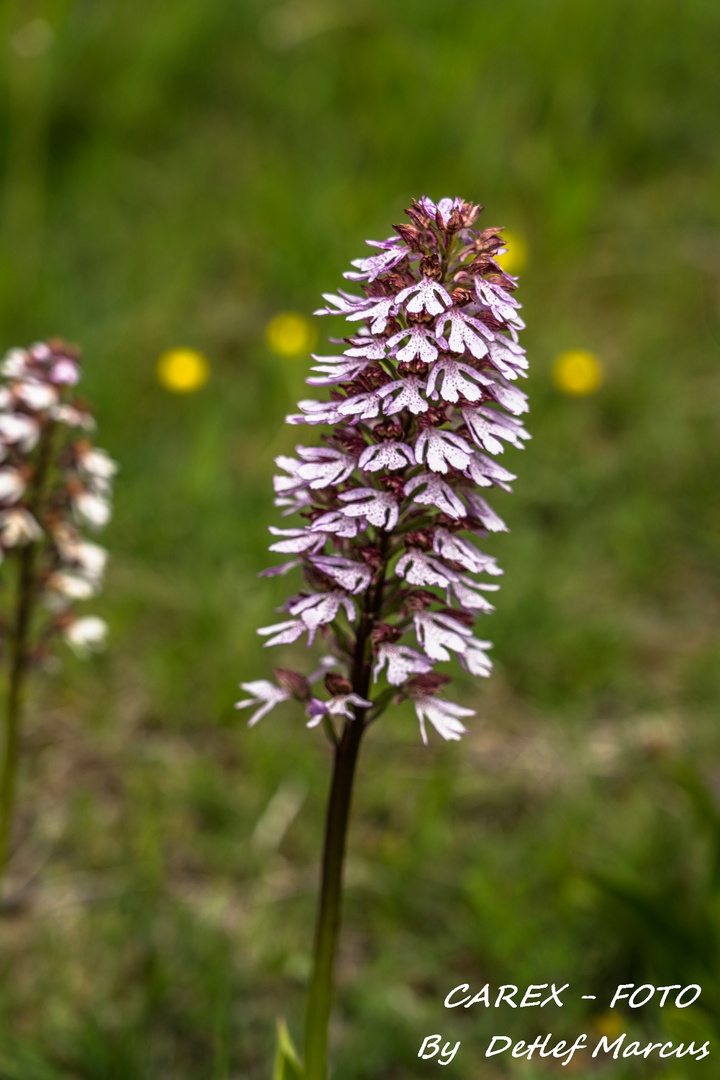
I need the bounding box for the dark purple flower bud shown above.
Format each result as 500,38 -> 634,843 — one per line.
370,623 -> 403,648
324,672 -> 353,696
392,223 -> 425,253
405,672 -> 451,697
274,668 -> 312,701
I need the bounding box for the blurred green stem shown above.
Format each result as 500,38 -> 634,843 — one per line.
0,542 -> 39,886
303,539 -> 388,1079
0,424 -> 54,892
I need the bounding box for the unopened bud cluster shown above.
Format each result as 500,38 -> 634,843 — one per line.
0,339 -> 115,658
237,197 -> 529,742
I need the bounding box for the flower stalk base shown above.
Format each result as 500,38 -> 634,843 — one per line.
304,712 -> 366,1080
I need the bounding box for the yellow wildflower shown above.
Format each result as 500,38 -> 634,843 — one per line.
156,349 -> 209,393
552,350 -> 604,396
265,312 -> 317,357
495,230 -> 528,275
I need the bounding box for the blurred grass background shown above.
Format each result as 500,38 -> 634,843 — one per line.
0,0 -> 719,1076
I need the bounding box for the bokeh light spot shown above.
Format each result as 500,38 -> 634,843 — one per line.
12,18 -> 54,58
265,312 -> 317,357
594,1011 -> 625,1040
157,348 -> 210,393
495,230 -> 528,275
552,350 -> 604,396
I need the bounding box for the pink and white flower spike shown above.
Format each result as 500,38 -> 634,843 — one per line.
239,197 -> 530,743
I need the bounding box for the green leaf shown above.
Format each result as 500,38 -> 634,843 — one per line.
272,1018 -> 304,1080
670,763 -> 720,890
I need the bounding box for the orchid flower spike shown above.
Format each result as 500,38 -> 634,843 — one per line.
240,196 -> 529,743
0,339 -> 115,660
0,338 -> 115,886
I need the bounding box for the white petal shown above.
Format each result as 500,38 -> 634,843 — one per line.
373,643 -> 433,686
257,620 -> 306,647
404,473 -> 465,519
377,376 -> 428,416
359,441 -> 414,472
64,616 -> 108,657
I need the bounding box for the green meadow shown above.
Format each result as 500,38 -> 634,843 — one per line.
0,0 -> 719,1075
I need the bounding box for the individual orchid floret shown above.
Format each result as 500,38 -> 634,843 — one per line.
73,490 -> 112,529
432,529 -> 503,576
435,307 -> 491,359
343,237 -> 408,282
0,467 -> 26,503
336,391 -> 383,422
257,619 -> 307,647
268,527 -> 328,555
348,296 -> 396,334
305,692 -> 372,728
396,549 -> 458,589
377,376 -> 429,416
243,196 -> 529,748
309,510 -> 361,538
309,555 -> 372,594
286,591 -> 356,645
404,472 -> 466,518
414,427 -> 473,474
449,577 -> 499,613
413,694 -> 475,746
358,441 -> 415,472
337,487 -> 399,530
63,615 -> 109,658
0,508 -> 43,547
286,399 -> 344,426
413,610 -> 474,662
395,276 -> 452,317
462,489 -> 509,532
387,325 -> 439,365
235,661 -> 337,727
295,446 -> 357,489
426,356 -> 491,404
460,636 -> 494,678
464,451 -> 517,492
236,679 -> 292,727
462,404 -> 530,455
306,352 -> 372,386
76,445 -> 118,488
47,569 -> 98,600
373,643 -> 433,687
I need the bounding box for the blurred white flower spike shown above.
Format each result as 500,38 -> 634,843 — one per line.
239,196 -> 530,744
0,338 -> 116,884
0,339 -> 115,657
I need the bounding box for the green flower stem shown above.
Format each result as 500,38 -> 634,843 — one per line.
0,540 -> 39,887
303,535 -> 388,1080
0,423 -> 54,894
303,707 -> 366,1080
